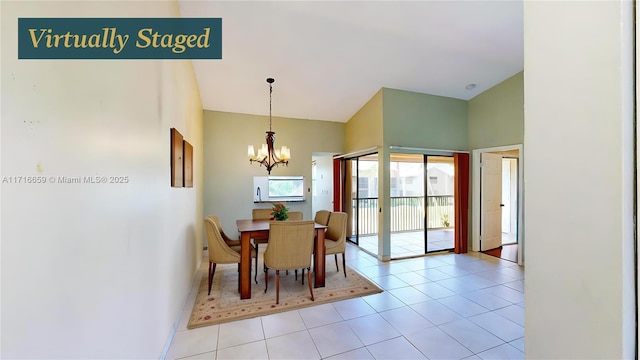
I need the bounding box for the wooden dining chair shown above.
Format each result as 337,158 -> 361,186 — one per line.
204,218 -> 257,295
314,210 -> 331,226
325,212 -> 348,277
263,220 -> 315,304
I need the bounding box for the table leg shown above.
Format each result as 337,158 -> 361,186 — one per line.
240,232 -> 252,299
314,229 -> 326,288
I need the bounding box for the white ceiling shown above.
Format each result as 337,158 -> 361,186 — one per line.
179,1 -> 523,123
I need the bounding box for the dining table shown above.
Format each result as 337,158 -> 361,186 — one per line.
236,219 -> 328,300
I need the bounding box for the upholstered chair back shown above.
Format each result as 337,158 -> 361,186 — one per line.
314,210 -> 331,226
325,212 -> 347,250
204,218 -> 241,264
264,220 -> 315,271
252,208 -> 273,220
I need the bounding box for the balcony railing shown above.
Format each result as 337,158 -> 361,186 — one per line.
351,196 -> 454,236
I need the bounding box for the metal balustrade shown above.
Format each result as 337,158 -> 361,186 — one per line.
351,196 -> 454,236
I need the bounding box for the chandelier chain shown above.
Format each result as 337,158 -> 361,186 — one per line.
269,82 -> 273,132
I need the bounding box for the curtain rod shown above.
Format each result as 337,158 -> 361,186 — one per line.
389,146 -> 469,154
333,146 -> 381,159
333,146 -> 469,159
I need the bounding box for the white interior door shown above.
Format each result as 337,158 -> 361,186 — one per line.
311,155 -> 334,215
501,159 -> 511,233
481,153 -> 503,251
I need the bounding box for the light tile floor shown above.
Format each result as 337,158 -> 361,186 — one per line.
359,230 -> 454,259
167,244 -> 525,360
359,231 -> 519,260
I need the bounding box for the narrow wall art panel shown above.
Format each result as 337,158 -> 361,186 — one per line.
183,140 -> 193,188
170,128 -> 184,187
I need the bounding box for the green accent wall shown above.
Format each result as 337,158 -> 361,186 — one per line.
382,88 -> 469,150
345,89 -> 383,153
468,72 -> 524,149
203,110 -> 344,236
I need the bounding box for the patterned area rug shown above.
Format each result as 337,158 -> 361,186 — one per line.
187,260 -> 382,329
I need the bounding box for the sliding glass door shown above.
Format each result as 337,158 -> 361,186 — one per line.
339,152 -> 457,259
389,153 -> 425,257
344,153 -> 378,254
388,154 -> 455,258
425,156 -> 455,253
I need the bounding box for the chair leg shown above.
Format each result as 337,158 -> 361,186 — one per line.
208,261 -> 216,295
301,268 -> 305,285
294,269 -> 297,281
275,270 -> 280,305
254,244 -> 258,284
334,254 -> 339,272
307,267 -> 314,301
264,267 -> 269,294
342,252 -> 347,277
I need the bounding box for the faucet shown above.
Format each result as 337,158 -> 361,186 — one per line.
256,187 -> 261,202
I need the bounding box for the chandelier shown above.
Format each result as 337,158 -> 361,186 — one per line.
247,77 -> 290,174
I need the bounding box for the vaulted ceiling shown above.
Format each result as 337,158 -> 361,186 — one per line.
178,1 -> 524,122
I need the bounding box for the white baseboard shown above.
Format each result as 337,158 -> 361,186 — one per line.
159,266 -> 202,359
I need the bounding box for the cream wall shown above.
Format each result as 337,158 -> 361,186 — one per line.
1,1 -> 204,358
468,72 -> 524,149
524,1 -> 635,358
203,111 -> 344,239
345,89 -> 383,153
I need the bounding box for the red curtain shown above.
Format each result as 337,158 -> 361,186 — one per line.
454,153 -> 470,253
332,158 -> 342,212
